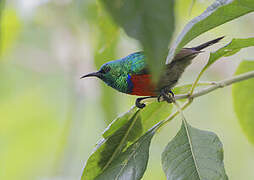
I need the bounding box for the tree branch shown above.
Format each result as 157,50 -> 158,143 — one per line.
175,70 -> 254,100
155,70 -> 254,132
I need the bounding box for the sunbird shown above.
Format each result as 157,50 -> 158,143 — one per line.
81,37 -> 224,108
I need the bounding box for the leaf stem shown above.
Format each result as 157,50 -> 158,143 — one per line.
172,100 -> 186,121
189,68 -> 206,95
157,99 -> 192,131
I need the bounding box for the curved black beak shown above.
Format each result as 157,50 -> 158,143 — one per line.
80,72 -> 101,79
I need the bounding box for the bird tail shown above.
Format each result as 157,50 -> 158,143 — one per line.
191,36 -> 224,51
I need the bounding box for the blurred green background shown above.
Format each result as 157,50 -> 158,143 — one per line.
1,0 -> 254,179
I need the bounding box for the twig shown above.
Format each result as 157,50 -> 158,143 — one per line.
175,70 -> 254,100
155,70 -> 254,131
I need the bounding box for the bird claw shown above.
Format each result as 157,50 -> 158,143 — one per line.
135,96 -> 157,109
157,90 -> 175,103
157,94 -> 163,102
135,91 -> 175,108
136,100 -> 146,109
135,97 -> 147,109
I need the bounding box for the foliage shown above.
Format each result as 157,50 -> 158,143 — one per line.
95,123 -> 160,180
167,0 -> 254,64
100,0 -> 175,81
206,38 -> 254,70
162,119 -> 228,180
1,0 -> 254,180
82,0 -> 254,179
191,37 -> 254,91
82,103 -> 172,180
1,8 -> 21,57
233,61 -> 254,144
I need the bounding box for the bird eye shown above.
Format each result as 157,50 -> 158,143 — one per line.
101,66 -> 111,74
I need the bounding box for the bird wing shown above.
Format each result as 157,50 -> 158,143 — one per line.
124,52 -> 156,95
127,52 -> 150,75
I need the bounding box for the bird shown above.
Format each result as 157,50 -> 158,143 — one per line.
81,36 -> 224,108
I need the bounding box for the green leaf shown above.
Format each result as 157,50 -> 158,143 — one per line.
204,37 -> 254,71
95,123 -> 160,180
103,102 -> 172,138
189,0 -> 197,14
167,0 -> 254,64
1,8 -> 22,57
162,119 -> 228,180
102,106 -> 138,138
232,60 -> 254,144
82,102 -> 172,180
139,102 -> 173,131
100,0 -> 175,81
82,110 -> 142,180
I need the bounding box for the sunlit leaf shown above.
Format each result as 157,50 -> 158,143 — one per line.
100,0 -> 175,81
103,102 -> 172,138
102,106 -> 138,138
82,102 -> 172,179
1,8 -> 21,57
167,0 -> 254,64
232,60 -> 254,144
162,119 -> 228,180
189,0 -> 196,14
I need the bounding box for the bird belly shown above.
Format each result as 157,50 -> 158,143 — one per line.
129,74 -> 156,96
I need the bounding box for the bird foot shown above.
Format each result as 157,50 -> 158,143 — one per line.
136,98 -> 146,109
135,96 -> 156,109
135,90 -> 175,109
157,90 -> 175,103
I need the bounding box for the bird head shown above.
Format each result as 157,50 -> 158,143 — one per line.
81,63 -> 112,80
81,62 -> 128,93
